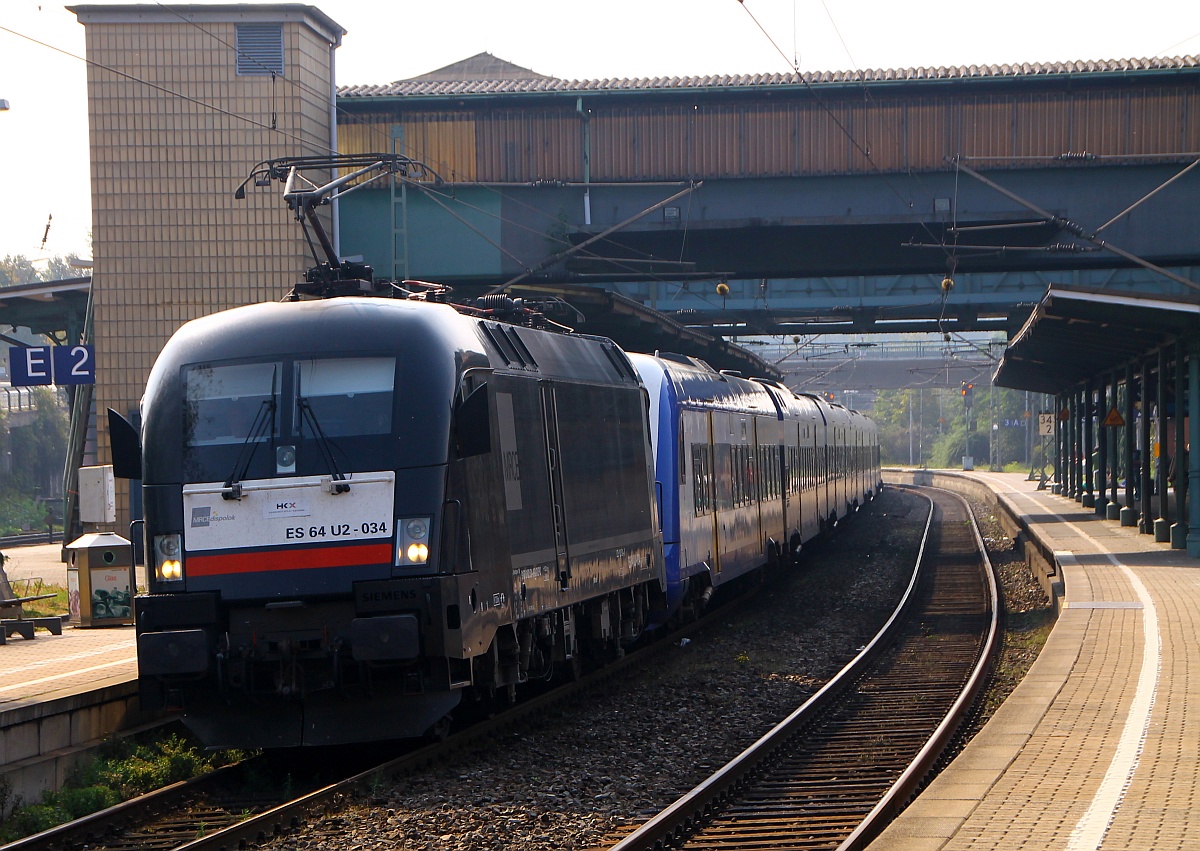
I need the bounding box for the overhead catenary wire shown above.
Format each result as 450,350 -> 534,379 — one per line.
3,12 -> 993,347
735,1 -> 957,269
0,23 -> 330,154
1094,155 -> 1200,233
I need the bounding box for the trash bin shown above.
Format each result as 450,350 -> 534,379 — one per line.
66,533 -> 135,627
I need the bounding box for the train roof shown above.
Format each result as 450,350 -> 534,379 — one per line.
630,352 -> 880,433
629,351 -> 816,420
149,296 -> 641,393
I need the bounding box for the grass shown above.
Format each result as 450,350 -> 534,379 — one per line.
18,584 -> 69,619
983,607 -> 1055,718
0,732 -> 252,843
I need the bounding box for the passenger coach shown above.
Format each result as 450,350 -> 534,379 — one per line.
630,352 -> 881,624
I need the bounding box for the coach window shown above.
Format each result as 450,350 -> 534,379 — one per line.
692,445 -> 712,515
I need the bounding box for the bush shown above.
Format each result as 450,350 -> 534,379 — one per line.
0,491 -> 44,536
0,732 -> 249,843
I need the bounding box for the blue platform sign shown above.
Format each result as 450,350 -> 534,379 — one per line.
8,345 -> 95,386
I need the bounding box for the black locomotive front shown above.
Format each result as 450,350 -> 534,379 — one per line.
128,296 -> 662,747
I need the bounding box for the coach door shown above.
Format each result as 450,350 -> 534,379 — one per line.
708,411 -> 723,577
541,384 -> 570,589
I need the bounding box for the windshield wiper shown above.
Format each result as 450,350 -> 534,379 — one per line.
297,398 -> 350,494
222,399 -> 276,500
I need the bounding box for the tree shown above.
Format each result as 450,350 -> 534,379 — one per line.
42,256 -> 83,281
0,253 -> 86,287
4,388 -> 68,494
0,254 -> 42,287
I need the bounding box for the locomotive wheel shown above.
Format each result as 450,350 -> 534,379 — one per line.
567,647 -> 584,681
426,714 -> 453,742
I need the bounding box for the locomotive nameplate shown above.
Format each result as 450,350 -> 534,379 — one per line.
183,472 -> 395,552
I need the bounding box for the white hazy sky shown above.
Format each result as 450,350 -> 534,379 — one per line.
2,0 -> 1199,264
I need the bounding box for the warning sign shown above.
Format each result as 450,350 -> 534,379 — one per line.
1102,407 -> 1125,427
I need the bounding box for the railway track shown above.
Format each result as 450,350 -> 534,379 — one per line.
604,485 -> 998,851
5,486 -> 989,851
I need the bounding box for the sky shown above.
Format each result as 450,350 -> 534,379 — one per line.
2,0 -> 1199,266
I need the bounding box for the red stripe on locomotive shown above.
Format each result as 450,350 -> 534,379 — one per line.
188,542 -> 393,576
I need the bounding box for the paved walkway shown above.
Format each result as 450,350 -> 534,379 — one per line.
870,471 -> 1200,851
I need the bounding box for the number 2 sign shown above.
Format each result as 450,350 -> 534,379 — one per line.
8,345 -> 95,386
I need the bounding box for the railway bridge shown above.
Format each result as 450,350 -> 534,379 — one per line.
334,53 -> 1200,345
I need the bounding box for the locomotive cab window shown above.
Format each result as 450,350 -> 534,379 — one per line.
185,361 -> 280,446
295,357 -> 395,437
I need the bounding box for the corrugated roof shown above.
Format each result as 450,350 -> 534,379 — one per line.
340,55 -> 1200,99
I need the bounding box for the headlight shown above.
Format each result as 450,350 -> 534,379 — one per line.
153,534 -> 184,583
397,517 -> 432,567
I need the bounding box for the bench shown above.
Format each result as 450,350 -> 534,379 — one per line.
0,577 -> 65,644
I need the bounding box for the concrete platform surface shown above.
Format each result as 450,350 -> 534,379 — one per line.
0,620 -> 136,713
870,470 -> 1200,851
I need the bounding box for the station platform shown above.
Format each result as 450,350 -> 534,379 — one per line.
871,470 -> 1200,851
0,543 -> 138,709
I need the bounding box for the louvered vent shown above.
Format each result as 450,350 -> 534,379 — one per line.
236,23 -> 284,76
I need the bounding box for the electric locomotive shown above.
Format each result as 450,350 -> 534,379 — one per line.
114,295 -> 663,747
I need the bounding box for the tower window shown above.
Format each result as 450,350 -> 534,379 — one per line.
236,23 -> 284,76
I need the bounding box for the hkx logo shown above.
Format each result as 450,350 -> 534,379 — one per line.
264,497 -> 309,519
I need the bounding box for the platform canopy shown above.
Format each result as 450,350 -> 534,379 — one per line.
0,277 -> 91,344
994,286 -> 1200,394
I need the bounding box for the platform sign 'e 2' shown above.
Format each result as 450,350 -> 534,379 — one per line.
8,345 -> 95,386
52,345 -> 95,385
